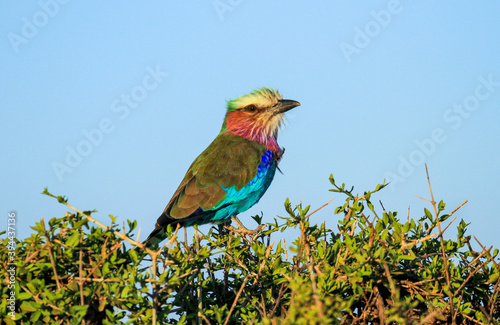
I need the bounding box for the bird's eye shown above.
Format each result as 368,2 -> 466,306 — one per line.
245,105 -> 257,112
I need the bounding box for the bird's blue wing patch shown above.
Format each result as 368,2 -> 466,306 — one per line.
186,150 -> 277,225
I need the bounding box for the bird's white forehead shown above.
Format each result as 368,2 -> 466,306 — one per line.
230,88 -> 282,109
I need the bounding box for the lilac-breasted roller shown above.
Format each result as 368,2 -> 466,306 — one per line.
142,88 -> 300,247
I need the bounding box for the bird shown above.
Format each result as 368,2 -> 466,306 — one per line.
141,87 -> 300,248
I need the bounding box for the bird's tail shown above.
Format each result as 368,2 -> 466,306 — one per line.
137,213 -> 182,250
137,206 -> 227,251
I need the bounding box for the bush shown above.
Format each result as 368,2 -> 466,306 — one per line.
1,174 -> 499,324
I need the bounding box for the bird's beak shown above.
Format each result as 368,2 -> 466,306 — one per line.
274,99 -> 301,115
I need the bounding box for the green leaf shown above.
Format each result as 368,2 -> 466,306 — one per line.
374,183 -> 388,192
17,292 -> 32,300
397,254 -> 416,261
424,208 -> 433,220
20,300 -> 41,312
488,272 -> 499,284
66,232 -> 80,247
437,200 -> 446,212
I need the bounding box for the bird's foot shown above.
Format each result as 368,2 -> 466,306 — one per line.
224,216 -> 265,239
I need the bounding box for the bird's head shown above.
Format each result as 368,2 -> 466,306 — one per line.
221,87 -> 300,153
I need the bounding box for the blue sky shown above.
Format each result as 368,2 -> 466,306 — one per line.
1,1 -> 499,251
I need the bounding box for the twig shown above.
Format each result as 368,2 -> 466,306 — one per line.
415,195 -> 432,203
418,309 -> 439,325
198,281 -> 203,325
382,262 -> 396,296
268,283 -> 287,318
461,312 -> 485,325
260,293 -> 267,318
301,220 -> 324,318
194,228 -> 203,325
79,242 -> 122,289
184,226 -> 188,248
379,200 -> 386,213
473,236 -> 500,320
448,200 -> 468,218
441,216 -> 457,235
424,164 -> 454,322
283,238 -> 289,264
21,285 -> 62,312
56,200 -> 153,253
373,285 -> 386,324
200,314 -> 212,325
473,236 -> 499,270
151,224 -> 180,325
72,277 -> 121,283
78,231 -> 86,325
453,257 -> 489,298
136,228 -> 141,243
224,275 -> 249,325
305,198 -> 335,219
41,218 -> 62,290
151,251 -> 159,325
401,232 -> 438,251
